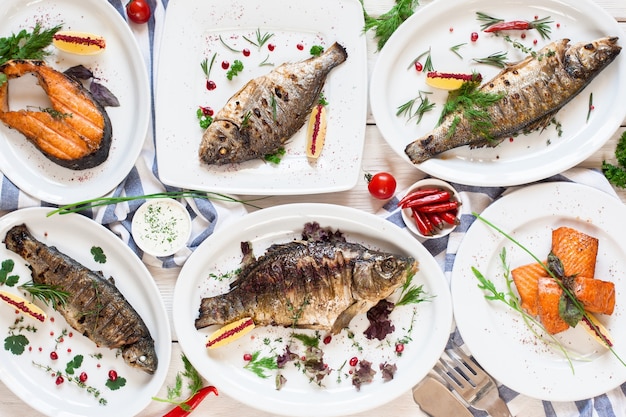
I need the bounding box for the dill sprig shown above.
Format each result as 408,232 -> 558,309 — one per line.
46,191 -> 264,216
473,51 -> 508,68
473,213 -> 625,368
395,268 -> 432,306
396,90 -> 435,125
19,281 -> 69,308
152,355 -> 204,409
243,29 -> 274,51
0,22 -> 63,66
361,0 -> 420,51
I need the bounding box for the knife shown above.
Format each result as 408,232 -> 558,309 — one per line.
412,375 -> 473,417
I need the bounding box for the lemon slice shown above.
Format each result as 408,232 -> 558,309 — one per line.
206,317 -> 255,349
425,72 -> 481,91
580,313 -> 614,349
306,104 -> 327,159
53,31 -> 106,55
0,290 -> 46,322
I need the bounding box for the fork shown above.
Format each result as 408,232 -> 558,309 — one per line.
434,345 -> 513,417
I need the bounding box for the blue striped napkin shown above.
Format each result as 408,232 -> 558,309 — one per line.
380,167 -> 626,417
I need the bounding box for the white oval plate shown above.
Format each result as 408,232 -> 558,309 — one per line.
155,0 -> 367,195
0,208 -> 170,416
370,0 -> 626,186
0,0 -> 149,204
173,203 -> 452,416
452,182 -> 626,401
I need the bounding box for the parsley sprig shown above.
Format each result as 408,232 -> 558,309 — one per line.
602,130 -> 626,187
243,28 -> 274,51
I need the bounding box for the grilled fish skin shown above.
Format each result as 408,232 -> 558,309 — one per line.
0,59 -> 112,170
3,224 -> 157,374
405,36 -> 621,164
195,240 -> 418,335
198,42 -> 347,165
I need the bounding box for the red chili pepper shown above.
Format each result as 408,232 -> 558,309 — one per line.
402,190 -> 451,209
397,188 -> 440,207
440,210 -> 460,225
484,20 -> 531,32
163,386 -> 219,417
426,212 -> 444,230
412,209 -> 434,236
416,200 -> 461,213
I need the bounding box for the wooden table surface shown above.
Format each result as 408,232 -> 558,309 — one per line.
1,0 -> 625,416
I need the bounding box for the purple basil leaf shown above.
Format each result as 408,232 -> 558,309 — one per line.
90,81 -> 120,107
64,65 -> 94,80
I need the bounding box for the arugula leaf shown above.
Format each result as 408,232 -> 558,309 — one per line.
4,334 -> 29,355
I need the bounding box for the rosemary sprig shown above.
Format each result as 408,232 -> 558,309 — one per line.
46,191 -> 264,216
219,35 -> 241,53
476,12 -> 504,31
19,281 -> 69,307
450,43 -> 466,59
407,48 -> 433,71
201,53 -> 217,79
473,213 -> 625,368
586,92 -> 593,123
396,90 -> 435,125
473,51 -> 508,68
243,28 -> 274,51
361,0 -> 420,51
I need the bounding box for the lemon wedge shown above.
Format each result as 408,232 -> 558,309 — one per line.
425,72 -> 481,91
580,313 -> 614,349
206,317 -> 255,349
53,31 -> 106,55
306,104 -> 327,159
0,290 -> 46,322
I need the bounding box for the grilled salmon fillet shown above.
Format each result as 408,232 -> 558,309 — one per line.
537,277 -> 571,334
0,59 -> 112,170
511,261 -> 547,316
551,227 -> 598,278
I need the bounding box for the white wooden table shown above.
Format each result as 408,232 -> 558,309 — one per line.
1,1 -> 625,416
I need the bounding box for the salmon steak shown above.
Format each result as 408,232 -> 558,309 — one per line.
199,42 -> 347,165
0,59 -> 112,170
3,224 -> 157,374
195,239 -> 418,335
405,37 -> 621,163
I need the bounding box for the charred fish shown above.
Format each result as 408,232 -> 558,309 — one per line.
198,42 -> 347,165
405,36 -> 621,163
4,224 -> 157,374
195,239 -> 417,335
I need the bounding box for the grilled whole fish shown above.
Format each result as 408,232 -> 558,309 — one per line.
405,36 -> 621,164
198,42 -> 347,165
195,240 -> 418,334
0,59 -> 112,170
4,224 -> 157,374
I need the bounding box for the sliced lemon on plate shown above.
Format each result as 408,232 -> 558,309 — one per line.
53,31 -> 106,55
580,313 -> 614,349
206,317 -> 255,349
425,71 -> 481,91
0,290 -> 46,322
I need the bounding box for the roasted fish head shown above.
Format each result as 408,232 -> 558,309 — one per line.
352,252 -> 418,300
122,337 -> 158,374
199,118 -> 262,165
564,36 -> 621,78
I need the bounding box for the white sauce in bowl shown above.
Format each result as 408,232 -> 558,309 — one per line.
132,199 -> 191,257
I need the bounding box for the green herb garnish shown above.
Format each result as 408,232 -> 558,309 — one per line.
105,375 -> 127,391
219,35 -> 241,53
395,268 -> 431,306
90,246 -> 106,264
310,45 -> 324,57
46,191 -> 263,216
201,53 -> 217,80
291,332 -> 319,348
586,92 -> 593,122
243,28 -> 274,50
19,281 -> 69,307
153,355 -> 203,410
473,51 -> 508,68
196,107 -> 213,129
450,43 -> 466,59
64,354 -> 84,375
396,90 -> 435,125
33,359 -> 107,404
407,48 -> 433,71
0,22 -> 63,67
264,147 -> 286,164
226,59 -> 244,80
361,0 -> 420,51
240,110 -> 252,130
476,12 -> 504,30
0,259 -> 19,287
602,130 -> 626,187
259,54 -> 273,66
244,351 -> 279,378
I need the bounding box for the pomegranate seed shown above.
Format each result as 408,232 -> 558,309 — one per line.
533,39 -> 538,45
242,48 -> 251,57
79,372 -> 88,383
521,33 -> 526,39
206,80 -> 216,91
108,370 -> 118,381
556,23 -> 561,28
50,351 -> 58,360
470,32 -> 479,42
55,376 -> 64,385
221,60 -> 230,70
200,106 -> 213,116
449,27 -> 454,33
243,353 -> 252,361
349,357 -> 358,367
414,62 -> 423,72
297,43 -> 304,51
395,343 -> 405,354
323,335 -> 332,345
268,44 -> 275,51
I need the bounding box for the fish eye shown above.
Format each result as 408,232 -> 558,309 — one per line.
584,43 -> 595,50
138,355 -> 147,364
219,147 -> 229,156
380,258 -> 397,274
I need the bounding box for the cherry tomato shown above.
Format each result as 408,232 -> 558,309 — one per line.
126,0 -> 151,24
366,172 -> 397,200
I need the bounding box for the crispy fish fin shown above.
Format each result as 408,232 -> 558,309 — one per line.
525,111 -> 558,134
331,300 -> 372,335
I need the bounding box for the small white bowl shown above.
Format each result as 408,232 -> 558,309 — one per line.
400,178 -> 460,239
132,198 -> 192,257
